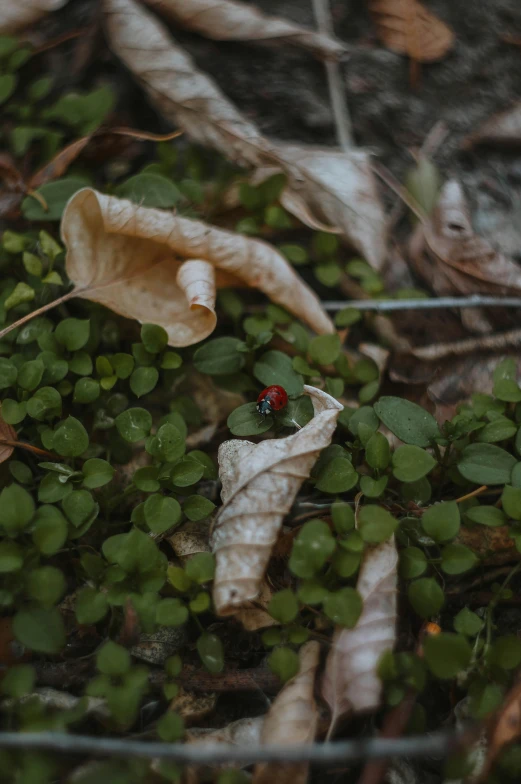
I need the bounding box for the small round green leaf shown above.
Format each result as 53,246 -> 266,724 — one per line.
392,445 -> 436,482
408,578 -> 444,618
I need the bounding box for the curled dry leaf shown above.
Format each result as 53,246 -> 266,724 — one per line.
169,687 -> 217,725
369,0 -> 454,62
167,520 -> 211,561
184,716 -> 264,783
144,0 -> 346,60
275,144 -> 388,271
235,581 -> 279,632
103,0 -> 387,267
322,537 -> 398,734
103,0 -> 269,167
409,180 -> 521,335
253,641 -> 320,784
0,0 -> 67,34
0,412 -> 17,464
61,188 -> 333,347
463,103 -> 521,149
211,386 -> 343,616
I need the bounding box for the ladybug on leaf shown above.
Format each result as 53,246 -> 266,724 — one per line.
256,385 -> 288,417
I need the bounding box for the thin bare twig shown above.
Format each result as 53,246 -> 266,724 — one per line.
312,0 -> 353,150
411,326 -> 521,360
0,729 -> 468,765
322,295 -> 521,312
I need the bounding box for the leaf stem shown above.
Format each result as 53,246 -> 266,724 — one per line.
0,439 -> 56,459
311,0 -> 353,151
0,289 -> 77,342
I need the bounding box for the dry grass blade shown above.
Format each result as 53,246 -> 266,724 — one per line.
211,386 -> 343,615
275,145 -> 388,271
0,0 -> 67,33
144,0 -> 346,60
322,537 -> 398,737
103,0 -> 269,167
60,188 -> 332,347
253,641 -> 320,784
0,413 -> 17,464
463,103 -> 521,149
369,0 -> 454,62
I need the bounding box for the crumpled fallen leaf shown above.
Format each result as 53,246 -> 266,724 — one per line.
456,524 -> 517,567
61,188 -> 333,347
103,0 -> 387,268
168,520 -> 211,561
0,412 -> 17,464
183,716 -> 264,783
235,581 -> 279,632
0,0 -> 67,34
103,0 -> 269,167
144,0 -> 346,60
274,144 -> 388,271
169,686 -> 217,725
253,641 -> 320,784
409,180 -> 521,333
463,103 -> 521,149
211,386 -> 343,616
369,0 -> 454,62
322,537 -> 398,736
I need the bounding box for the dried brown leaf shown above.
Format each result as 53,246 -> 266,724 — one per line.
0,413 -> 17,464
186,715 -> 264,746
322,537 -> 398,734
369,0 -> 454,62
144,0 -> 346,60
103,0 -> 387,266
169,687 -> 217,725
456,525 -> 517,567
61,188 -> 333,347
275,145 -> 388,271
103,0 -> 270,167
211,386 -> 343,616
253,641 -> 320,784
235,581 -> 279,632
0,0 -> 67,33
184,716 -> 264,783
167,520 -> 211,561
463,103 -> 521,149
409,180 -> 521,335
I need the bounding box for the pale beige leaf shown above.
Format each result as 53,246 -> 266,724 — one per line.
254,641 -> 320,784
167,520 -> 211,561
275,144 -> 388,271
0,0 -> 67,33
103,0 -> 385,266
184,716 -> 264,783
0,412 -> 17,464
211,386 -> 343,616
410,180 -> 521,304
145,0 -> 346,60
61,188 -> 333,347
369,0 -> 454,62
103,0 -> 269,167
322,537 -> 398,733
463,103 -> 521,149
187,715 -> 264,746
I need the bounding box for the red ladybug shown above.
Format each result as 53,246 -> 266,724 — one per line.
256,385 -> 288,417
